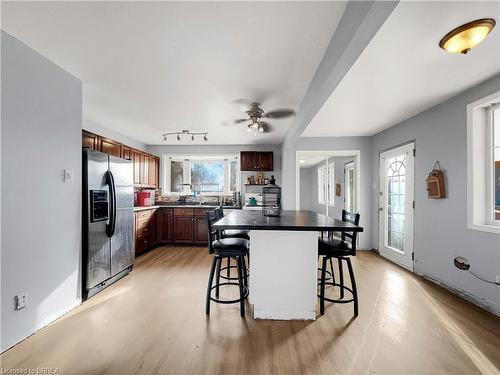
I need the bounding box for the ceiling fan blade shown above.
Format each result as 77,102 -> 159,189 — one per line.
221,118 -> 249,126
232,98 -> 254,112
264,109 -> 296,119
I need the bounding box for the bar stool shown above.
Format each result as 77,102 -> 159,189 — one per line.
214,206 -> 250,282
318,210 -> 360,316
206,210 -> 249,317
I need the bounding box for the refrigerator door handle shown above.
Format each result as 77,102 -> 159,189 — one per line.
105,170 -> 117,238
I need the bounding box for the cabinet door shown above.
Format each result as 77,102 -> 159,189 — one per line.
142,154 -> 150,186
158,209 -> 173,242
131,149 -> 142,185
148,156 -> 159,188
82,130 -> 99,150
99,137 -> 122,158
256,152 -> 273,171
173,216 -> 193,243
122,145 -> 132,160
194,217 -> 208,243
240,152 -> 256,171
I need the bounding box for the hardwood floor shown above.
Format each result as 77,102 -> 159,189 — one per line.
1,247 -> 499,375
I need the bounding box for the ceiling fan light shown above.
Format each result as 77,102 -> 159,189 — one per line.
247,124 -> 253,132
258,125 -> 264,133
439,18 -> 496,54
177,134 -> 181,141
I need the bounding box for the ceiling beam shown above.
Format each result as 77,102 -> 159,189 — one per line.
282,0 -> 398,148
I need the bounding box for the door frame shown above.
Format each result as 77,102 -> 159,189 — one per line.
378,141 -> 415,271
344,161 -> 356,213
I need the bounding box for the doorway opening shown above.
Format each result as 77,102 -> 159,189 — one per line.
295,150 -> 361,219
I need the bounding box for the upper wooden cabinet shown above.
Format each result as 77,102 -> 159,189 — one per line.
82,130 -> 159,188
240,151 -> 273,171
82,130 -> 99,150
121,145 -> 132,160
98,137 -> 122,158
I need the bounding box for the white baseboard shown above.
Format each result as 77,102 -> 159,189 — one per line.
416,272 -> 500,317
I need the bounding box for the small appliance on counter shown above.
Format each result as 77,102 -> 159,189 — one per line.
262,184 -> 281,217
243,193 -> 263,211
135,189 -> 155,206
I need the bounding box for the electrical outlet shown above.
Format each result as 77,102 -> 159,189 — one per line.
15,292 -> 27,310
64,169 -> 73,183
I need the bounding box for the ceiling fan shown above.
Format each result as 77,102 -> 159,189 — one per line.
222,101 -> 295,135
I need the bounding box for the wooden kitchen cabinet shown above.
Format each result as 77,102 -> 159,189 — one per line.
148,156 -> 159,188
82,130 -> 99,150
131,149 -> 143,185
240,151 -> 273,171
82,130 -> 160,189
157,208 -> 173,242
173,216 -> 194,243
193,216 -> 208,243
121,145 -> 132,160
134,209 -> 156,256
98,137 -> 122,158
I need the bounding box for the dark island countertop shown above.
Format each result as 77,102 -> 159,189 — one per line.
213,210 -> 364,232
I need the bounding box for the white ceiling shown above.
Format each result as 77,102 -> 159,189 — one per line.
1,1 -> 346,145
302,1 -> 500,138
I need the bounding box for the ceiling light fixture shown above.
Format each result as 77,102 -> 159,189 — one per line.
258,125 -> 264,133
162,129 -> 208,143
439,18 -> 496,54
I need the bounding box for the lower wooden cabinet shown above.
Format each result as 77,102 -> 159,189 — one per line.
134,207 -> 210,256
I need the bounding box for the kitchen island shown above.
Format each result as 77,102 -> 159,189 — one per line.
213,210 -> 363,320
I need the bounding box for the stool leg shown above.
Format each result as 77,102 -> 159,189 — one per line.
215,256 -> 222,298
206,256 -> 218,315
242,255 -> 248,287
329,258 -> 335,284
320,256 -> 327,315
338,258 -> 344,299
236,256 -> 245,317
346,257 -> 358,317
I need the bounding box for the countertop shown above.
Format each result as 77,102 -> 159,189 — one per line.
134,205 -> 240,212
213,210 -> 364,232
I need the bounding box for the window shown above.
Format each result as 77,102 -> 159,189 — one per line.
344,161 -> 356,213
318,163 -> 334,206
467,92 -> 500,233
162,155 -> 240,195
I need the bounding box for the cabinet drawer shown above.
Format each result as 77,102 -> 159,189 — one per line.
174,208 -> 194,217
194,208 -> 209,217
136,233 -> 153,253
136,225 -> 152,236
136,209 -> 155,220
136,216 -> 153,229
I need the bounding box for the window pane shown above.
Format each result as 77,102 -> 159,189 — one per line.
494,109 -> 500,220
170,161 -> 184,192
229,160 -> 238,192
191,161 -> 224,192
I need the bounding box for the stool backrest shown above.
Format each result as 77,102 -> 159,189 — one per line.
341,210 -> 360,251
215,206 -> 224,219
206,210 -> 219,254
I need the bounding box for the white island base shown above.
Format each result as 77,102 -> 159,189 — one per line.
249,230 -> 318,320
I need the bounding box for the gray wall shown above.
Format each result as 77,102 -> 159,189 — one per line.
300,156 -> 354,218
371,74 -> 500,313
83,119 -> 147,152
281,137 -> 372,249
147,144 -> 282,192
1,32 -> 82,351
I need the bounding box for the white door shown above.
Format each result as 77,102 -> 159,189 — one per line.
379,143 -> 415,270
344,161 -> 356,212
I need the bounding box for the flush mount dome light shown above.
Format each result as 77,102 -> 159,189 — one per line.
439,18 -> 496,54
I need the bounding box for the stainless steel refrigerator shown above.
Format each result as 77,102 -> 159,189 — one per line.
82,149 -> 134,299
